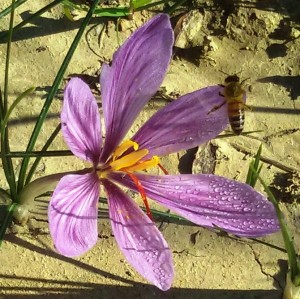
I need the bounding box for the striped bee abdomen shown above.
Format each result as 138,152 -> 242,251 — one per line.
228,103 -> 245,135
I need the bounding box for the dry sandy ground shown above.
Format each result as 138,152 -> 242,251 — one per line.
0,0 -> 299,298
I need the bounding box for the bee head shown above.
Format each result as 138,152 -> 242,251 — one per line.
224,75 -> 240,84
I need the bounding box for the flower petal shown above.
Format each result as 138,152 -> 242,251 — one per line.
48,172 -> 100,257
133,86 -> 228,157
62,78 -> 102,164
110,173 -> 279,237
100,14 -> 174,162
103,179 -> 174,291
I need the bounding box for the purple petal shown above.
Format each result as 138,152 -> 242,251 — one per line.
110,173 -> 279,237
48,172 -> 100,257
132,86 -> 228,158
100,14 -> 174,162
103,179 -> 173,290
62,78 -> 102,164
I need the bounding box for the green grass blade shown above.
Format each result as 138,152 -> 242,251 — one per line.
165,0 -> 188,14
25,124 -> 61,185
246,161 -> 254,186
99,197 -> 191,223
0,0 -> 27,20
17,0 -> 100,191
131,0 -> 152,9
0,89 -> 4,124
3,150 -> 72,158
94,7 -> 130,17
0,87 -> 34,202
136,0 -> 167,11
246,144 -> 262,187
0,0 -> 64,41
1,87 -> 35,136
1,0 -> 17,200
252,166 -> 299,281
0,203 -> 17,245
253,144 -> 262,169
4,0 -> 16,113
216,130 -> 263,139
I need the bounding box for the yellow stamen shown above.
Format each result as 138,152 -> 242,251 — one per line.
112,140 -> 139,161
124,156 -> 160,172
110,149 -> 149,171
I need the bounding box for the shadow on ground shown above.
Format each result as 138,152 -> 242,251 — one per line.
0,281 -> 282,299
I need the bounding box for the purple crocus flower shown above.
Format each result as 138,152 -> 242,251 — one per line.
49,14 -> 279,290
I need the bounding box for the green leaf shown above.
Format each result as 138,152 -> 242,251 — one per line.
246,144 -> 262,187
251,166 -> 300,282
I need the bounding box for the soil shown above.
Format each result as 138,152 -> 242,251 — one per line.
0,0 -> 299,298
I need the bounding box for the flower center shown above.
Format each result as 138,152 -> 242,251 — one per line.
99,140 -> 160,178
98,140 -> 160,220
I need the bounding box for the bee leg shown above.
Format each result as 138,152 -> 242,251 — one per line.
244,104 -> 252,111
240,77 -> 250,86
207,100 -> 227,115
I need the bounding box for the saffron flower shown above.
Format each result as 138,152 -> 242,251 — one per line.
49,14 -> 279,290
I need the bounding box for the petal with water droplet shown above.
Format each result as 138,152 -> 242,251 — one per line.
111,173 -> 279,237
132,86 -> 228,158
103,179 -> 174,290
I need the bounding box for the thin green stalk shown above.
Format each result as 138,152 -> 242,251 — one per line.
0,203 -> 17,245
99,197 -> 190,223
0,0 -> 27,19
0,87 -> 35,137
131,0 -> 152,10
2,0 -> 17,200
246,144 -> 262,187
135,0 -> 166,10
0,87 -> 34,201
3,150 -> 72,158
165,0 -> 188,14
216,130 -> 263,139
93,7 -> 130,17
25,124 -> 62,185
0,142 -> 17,199
18,0 -> 100,190
0,88 -> 4,123
0,0 -> 64,41
252,166 -> 299,282
4,0 -> 16,113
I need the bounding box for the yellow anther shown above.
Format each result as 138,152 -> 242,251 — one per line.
112,140 -> 139,161
124,156 -> 160,172
110,149 -> 149,171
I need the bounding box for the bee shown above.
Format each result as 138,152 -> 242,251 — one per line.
209,75 -> 250,135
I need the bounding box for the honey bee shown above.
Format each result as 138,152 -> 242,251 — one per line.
209,75 -> 250,135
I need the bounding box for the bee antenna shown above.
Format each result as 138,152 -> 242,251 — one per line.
219,69 -> 230,76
